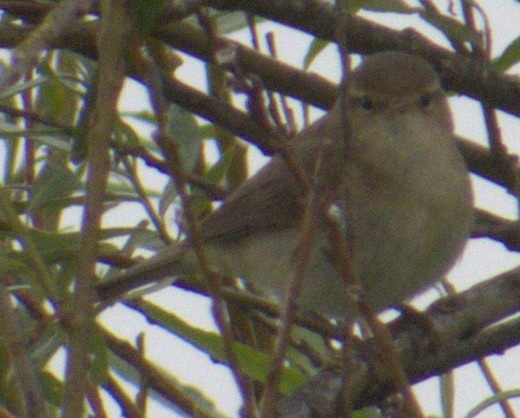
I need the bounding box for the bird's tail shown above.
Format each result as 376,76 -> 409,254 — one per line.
96,243 -> 190,302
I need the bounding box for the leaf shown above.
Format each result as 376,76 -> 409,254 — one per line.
29,133 -> 72,152
0,227 -> 159,264
303,38 -> 330,70
89,325 -> 109,385
121,109 -> 157,125
0,122 -> 66,138
204,145 -> 236,185
165,104 -> 203,173
40,371 -> 64,407
158,178 -> 181,218
108,349 -> 228,418
440,372 -> 455,418
420,10 -> 480,45
30,323 -> 66,365
130,0 -> 161,35
137,300 -> 306,394
28,163 -> 80,213
0,76 -> 49,101
345,0 -> 415,13
493,35 -> 520,72
213,11 -> 254,35
463,389 -> 520,418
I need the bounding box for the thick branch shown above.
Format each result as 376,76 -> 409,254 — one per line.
201,0 -> 520,117
0,3 -> 519,117
278,265 -> 520,417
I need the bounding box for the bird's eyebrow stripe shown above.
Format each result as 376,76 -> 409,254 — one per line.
348,84 -> 442,100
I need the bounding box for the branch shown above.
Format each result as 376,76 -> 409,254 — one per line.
277,265 -> 520,417
0,4 -> 519,117
201,0 -> 520,117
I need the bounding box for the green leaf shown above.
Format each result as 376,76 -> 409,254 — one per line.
29,163 -> 80,213
440,372 -> 455,418
303,38 -> 330,70
130,0 -> 160,35
89,325 -> 109,385
40,371 -> 64,407
30,323 -> 66,364
463,389 -> 520,418
165,104 -> 203,173
136,300 -> 306,394
204,145 -> 236,185
345,0 -> 415,13
199,123 -> 217,139
121,110 -> 157,125
0,122 -> 66,138
29,133 -> 72,152
108,349 -> 228,418
420,10 -> 480,45
493,35 -> 520,72
0,227 -> 159,264
0,77 -> 49,101
214,11 -> 254,35
158,178 -> 181,218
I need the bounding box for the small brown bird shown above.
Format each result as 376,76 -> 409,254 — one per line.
97,51 -> 473,318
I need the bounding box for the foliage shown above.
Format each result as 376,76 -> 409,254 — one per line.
0,1 -> 518,417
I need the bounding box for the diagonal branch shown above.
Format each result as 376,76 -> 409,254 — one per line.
277,265 -> 520,417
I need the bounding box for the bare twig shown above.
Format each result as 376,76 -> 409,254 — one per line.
260,157 -> 319,418
122,157 -> 172,244
62,1 -> 129,416
103,328 -> 216,418
135,42 -> 258,416
105,375 -> 144,418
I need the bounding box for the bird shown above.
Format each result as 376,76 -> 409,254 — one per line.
96,51 -> 474,319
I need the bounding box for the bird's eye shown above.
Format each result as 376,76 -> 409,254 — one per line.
419,94 -> 432,107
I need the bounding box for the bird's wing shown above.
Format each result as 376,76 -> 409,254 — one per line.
201,110 -> 342,242
201,156 -> 302,241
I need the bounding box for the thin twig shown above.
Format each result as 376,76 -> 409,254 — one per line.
260,156 -> 320,418
122,157 -> 172,244
62,1 -> 129,416
103,328 -> 216,418
105,375 -> 144,418
135,43 -> 258,416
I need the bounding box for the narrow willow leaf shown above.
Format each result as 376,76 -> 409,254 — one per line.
0,77 -> 49,101
303,38 -> 329,70
165,104 -> 203,173
493,35 -> 520,72
29,163 -> 80,213
40,371 -> 64,407
89,325 -> 109,385
214,10 -> 252,34
138,300 -> 305,394
463,389 -> 520,418
121,110 -> 157,124
346,0 -> 415,13
204,145 -> 235,185
440,372 -> 455,418
108,350 -> 228,418
421,10 -> 480,45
